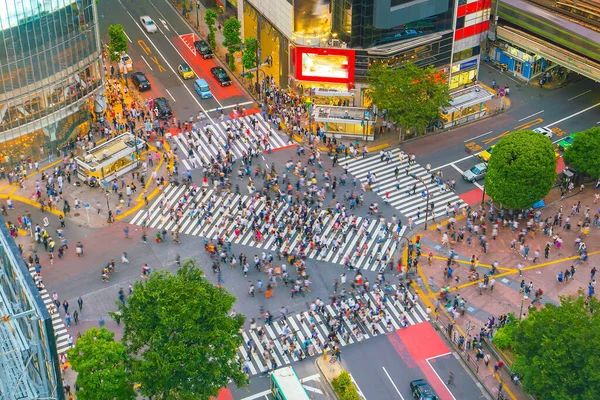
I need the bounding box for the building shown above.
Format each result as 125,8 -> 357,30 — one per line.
0,0 -> 104,166
235,0 -> 491,106
0,219 -> 64,399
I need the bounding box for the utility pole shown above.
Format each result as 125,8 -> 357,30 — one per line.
196,0 -> 200,30
256,16 -> 261,100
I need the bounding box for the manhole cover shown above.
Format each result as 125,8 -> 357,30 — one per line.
74,213 -> 80,217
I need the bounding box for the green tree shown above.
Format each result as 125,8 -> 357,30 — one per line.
485,130 -> 556,209
119,260 -> 246,400
107,24 -> 128,63
241,37 -> 259,81
67,327 -> 135,400
510,296 -> 600,400
204,8 -> 219,49
222,17 -> 242,71
367,62 -> 451,138
332,371 -> 361,400
563,127 -> 600,178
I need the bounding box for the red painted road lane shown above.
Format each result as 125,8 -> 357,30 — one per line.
459,187 -> 489,206
173,34 -> 246,100
213,388 -> 234,400
228,108 -> 261,119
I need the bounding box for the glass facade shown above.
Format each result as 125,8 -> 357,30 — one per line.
0,0 -> 103,165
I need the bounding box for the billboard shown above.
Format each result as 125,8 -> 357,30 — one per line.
293,0 -> 331,36
294,47 -> 356,84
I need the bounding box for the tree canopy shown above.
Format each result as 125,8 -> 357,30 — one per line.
107,24 -> 128,63
367,62 -> 451,136
563,127 -> 600,178
222,17 -> 242,70
204,9 -> 218,49
67,327 -> 135,400
485,130 -> 556,209
241,37 -> 259,80
510,296 -> 600,400
119,260 -> 246,400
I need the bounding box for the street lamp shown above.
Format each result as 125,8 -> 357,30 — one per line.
519,295 -> 529,320
196,1 -> 200,30
409,173 -> 430,229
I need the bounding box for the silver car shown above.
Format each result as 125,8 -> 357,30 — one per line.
533,127 -> 553,139
140,16 -> 158,33
462,163 -> 487,182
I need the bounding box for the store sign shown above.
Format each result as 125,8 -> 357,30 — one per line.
459,59 -> 478,71
294,46 -> 356,84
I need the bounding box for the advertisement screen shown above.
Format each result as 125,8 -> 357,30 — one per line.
293,0 -> 331,35
295,47 -> 355,84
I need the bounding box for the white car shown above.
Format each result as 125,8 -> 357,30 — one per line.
533,127 -> 553,139
140,16 -> 158,33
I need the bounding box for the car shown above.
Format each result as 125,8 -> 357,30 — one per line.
194,40 -> 214,59
131,72 -> 151,91
194,78 -> 212,99
210,66 -> 232,86
410,379 -> 438,400
153,97 -> 172,119
478,145 -> 495,162
121,54 -> 133,72
557,132 -> 580,151
533,127 -> 553,139
462,162 -> 487,182
140,16 -> 158,33
178,62 -> 195,79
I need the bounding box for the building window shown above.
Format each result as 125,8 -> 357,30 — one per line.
391,0 -> 417,7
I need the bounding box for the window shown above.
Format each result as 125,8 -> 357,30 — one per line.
391,0 -> 417,7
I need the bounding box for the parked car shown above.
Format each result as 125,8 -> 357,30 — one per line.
121,53 -> 133,72
557,132 -> 580,151
210,66 -> 232,86
131,72 -> 151,91
194,79 -> 212,99
194,40 -> 214,59
140,16 -> 157,33
410,379 -> 438,400
153,97 -> 172,119
178,62 -> 195,79
462,162 -> 487,182
533,127 -> 553,139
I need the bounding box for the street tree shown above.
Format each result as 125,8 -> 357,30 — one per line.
119,260 -> 246,400
241,37 -> 259,81
67,327 -> 135,400
107,24 -> 128,63
563,126 -> 600,178
204,8 -> 219,49
510,296 -> 600,400
222,17 -> 242,71
367,62 -> 451,138
485,130 -> 556,209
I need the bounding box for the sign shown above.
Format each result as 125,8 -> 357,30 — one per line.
459,58 -> 478,71
294,46 -> 356,85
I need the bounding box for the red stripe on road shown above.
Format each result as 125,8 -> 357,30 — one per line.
459,188 -> 489,206
228,108 -> 261,119
263,143 -> 298,154
213,388 -> 234,400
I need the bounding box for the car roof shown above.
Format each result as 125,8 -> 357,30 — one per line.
141,15 -> 152,20
155,97 -> 168,104
195,78 -> 208,85
180,62 -> 190,69
212,66 -> 224,71
474,162 -> 487,169
133,72 -> 147,78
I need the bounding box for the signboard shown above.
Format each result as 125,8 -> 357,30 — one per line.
294,46 -> 356,85
459,58 -> 478,71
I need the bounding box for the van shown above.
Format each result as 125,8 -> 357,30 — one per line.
194,79 -> 212,99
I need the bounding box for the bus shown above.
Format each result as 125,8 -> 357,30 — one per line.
270,366 -> 311,400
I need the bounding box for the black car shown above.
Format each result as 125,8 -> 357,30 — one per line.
211,66 -> 232,86
153,97 -> 172,120
131,72 -> 151,91
194,39 -> 214,59
410,379 -> 438,400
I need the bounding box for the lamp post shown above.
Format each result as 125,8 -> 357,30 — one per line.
519,295 -> 529,320
196,0 -> 200,30
409,173 -> 430,229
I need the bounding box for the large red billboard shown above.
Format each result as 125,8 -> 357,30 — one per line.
294,46 -> 356,85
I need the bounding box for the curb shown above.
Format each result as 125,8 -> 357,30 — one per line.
314,358 -> 338,397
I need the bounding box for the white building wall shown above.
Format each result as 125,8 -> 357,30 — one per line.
246,0 -> 293,39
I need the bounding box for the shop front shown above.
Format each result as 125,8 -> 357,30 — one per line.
490,43 -> 547,81
449,56 -> 480,90
439,85 -> 494,128
312,105 -> 376,141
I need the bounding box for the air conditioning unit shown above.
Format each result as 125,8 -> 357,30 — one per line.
84,154 -> 94,163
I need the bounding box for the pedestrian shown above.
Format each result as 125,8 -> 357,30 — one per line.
77,296 -> 83,311
73,310 -> 79,325
447,371 -> 454,386
591,266 -> 597,280
62,300 -> 69,314
124,227 -> 129,238
65,312 -> 71,327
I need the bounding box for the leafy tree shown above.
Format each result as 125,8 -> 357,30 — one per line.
510,296 -> 600,400
485,130 -> 556,209
204,8 -> 219,49
119,260 -> 246,400
332,371 -> 361,400
107,24 -> 128,63
367,62 -> 451,138
563,127 -> 600,178
222,17 -> 242,71
67,327 -> 135,400
241,37 -> 259,81
491,314 -> 517,350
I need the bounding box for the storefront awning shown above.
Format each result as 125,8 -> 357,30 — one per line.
441,85 -> 494,114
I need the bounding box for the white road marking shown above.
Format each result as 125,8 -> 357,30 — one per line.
301,374 -> 321,382
303,385 -> 323,394
141,55 -> 153,71
518,110 -> 544,121
450,163 -> 483,189
425,356 -> 458,400
568,90 -> 591,101
240,390 -> 271,400
159,18 -> 170,31
382,367 -> 405,400
463,131 -> 492,142
123,30 -> 133,43
206,100 -> 255,112
350,373 -> 368,400
544,102 -> 600,130
165,88 -> 176,102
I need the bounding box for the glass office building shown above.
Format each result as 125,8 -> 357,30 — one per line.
0,0 -> 103,166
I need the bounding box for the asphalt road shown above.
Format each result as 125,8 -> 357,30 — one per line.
98,0 -> 252,123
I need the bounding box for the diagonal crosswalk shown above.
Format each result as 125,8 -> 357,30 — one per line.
130,185 -> 406,271
238,285 -> 429,375
343,148 -> 466,225
172,113 -> 290,171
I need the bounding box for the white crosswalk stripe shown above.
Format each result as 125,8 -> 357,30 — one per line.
239,285 -> 429,376
342,148 -> 466,225
130,185 -> 406,271
171,113 -> 290,171
28,267 -> 71,354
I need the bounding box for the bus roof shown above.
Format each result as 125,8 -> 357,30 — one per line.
272,366 -> 310,399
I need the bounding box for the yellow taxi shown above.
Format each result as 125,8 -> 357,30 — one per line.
478,145 -> 495,162
178,62 -> 195,79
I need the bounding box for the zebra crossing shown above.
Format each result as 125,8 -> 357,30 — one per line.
171,113 -> 290,171
343,148 -> 466,225
129,184 -> 406,271
28,268 -> 70,354
239,285 -> 429,376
